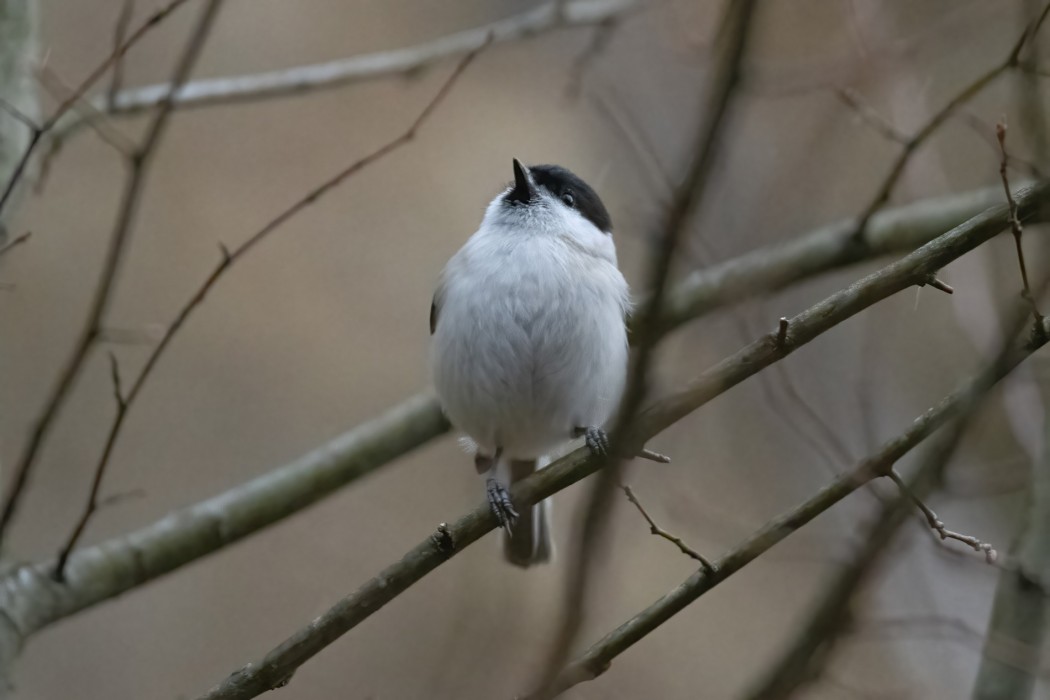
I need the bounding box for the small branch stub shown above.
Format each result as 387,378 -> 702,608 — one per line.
775,317 -> 790,347
920,274 -> 955,294
431,522 -> 454,555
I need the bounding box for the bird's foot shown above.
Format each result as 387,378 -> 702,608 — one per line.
576,426 -> 611,457
574,426 -> 671,463
486,478 -> 518,533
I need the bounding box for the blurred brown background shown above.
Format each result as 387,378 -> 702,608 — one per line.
2,1 -> 1050,698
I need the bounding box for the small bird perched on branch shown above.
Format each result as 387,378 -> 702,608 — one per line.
430,159 -> 629,567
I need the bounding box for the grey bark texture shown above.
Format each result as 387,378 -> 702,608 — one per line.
0,0 -> 37,241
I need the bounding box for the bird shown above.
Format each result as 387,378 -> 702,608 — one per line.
429,159 -> 630,567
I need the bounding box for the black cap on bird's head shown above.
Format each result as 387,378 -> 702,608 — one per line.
502,159 -> 612,234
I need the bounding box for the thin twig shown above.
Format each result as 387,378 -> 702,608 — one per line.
51,353 -> 129,581
0,230 -> 31,258
621,485 -> 713,566
107,0 -> 135,111
962,111 -> 1045,179
997,119 -> 1044,322
0,0 -> 225,550
0,0 -> 195,219
834,87 -> 909,145
886,468 -> 998,563
190,183 -> 1050,700
537,1 -> 759,692
846,2 -> 1050,244
49,34 -> 491,581
0,97 -> 40,132
37,66 -> 136,156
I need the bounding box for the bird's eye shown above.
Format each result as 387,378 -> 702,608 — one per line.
561,191 -> 576,207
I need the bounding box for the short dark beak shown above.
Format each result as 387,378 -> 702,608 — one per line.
507,158 -> 533,204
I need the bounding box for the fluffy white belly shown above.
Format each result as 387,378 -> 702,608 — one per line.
431,239 -> 628,459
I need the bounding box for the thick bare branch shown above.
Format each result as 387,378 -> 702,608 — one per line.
743,297 -> 1044,700
547,311 -> 1050,699
190,184 -> 1050,700
0,183 -> 1040,672
654,185 -> 1017,337
61,0 -> 633,121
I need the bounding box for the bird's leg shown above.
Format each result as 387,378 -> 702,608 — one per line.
476,448 -> 517,533
573,426 -> 671,464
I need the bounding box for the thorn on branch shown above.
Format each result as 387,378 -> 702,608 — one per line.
920,274 -> 954,294
621,485 -> 716,572
887,469 -> 997,564
637,448 -> 671,464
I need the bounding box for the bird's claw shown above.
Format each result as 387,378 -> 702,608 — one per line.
575,426 -> 671,463
486,478 -> 518,532
582,426 -> 611,457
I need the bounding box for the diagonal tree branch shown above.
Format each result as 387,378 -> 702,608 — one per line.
540,0 -> 759,689
653,185 -> 1018,338
188,182 -> 1050,700
547,310 -> 1050,699
743,297 -> 1043,700
49,27 -> 490,584
0,0 -> 225,548
0,183 -> 1042,675
51,0 -> 634,131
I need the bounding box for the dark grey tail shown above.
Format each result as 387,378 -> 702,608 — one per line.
503,459 -> 553,567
